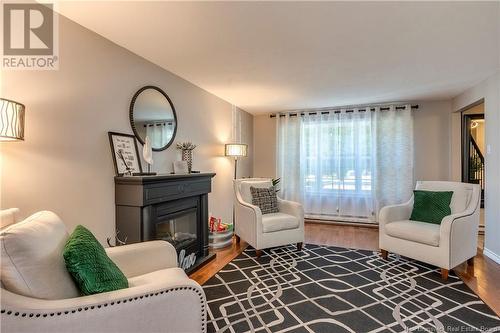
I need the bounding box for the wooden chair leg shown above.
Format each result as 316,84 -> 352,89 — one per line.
467,257 -> 474,267
235,234 -> 240,243
255,249 -> 262,258
297,242 -> 303,251
380,249 -> 388,260
466,257 -> 475,275
441,268 -> 449,281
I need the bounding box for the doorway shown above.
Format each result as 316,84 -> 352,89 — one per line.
461,102 -> 485,235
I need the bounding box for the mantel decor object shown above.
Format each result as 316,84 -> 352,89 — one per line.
142,136 -> 156,175
0,98 -> 25,141
173,160 -> 189,174
108,132 -> 142,176
129,85 -> 177,151
176,142 -> 197,173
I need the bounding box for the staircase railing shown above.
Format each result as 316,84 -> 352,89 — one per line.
469,136 -> 484,191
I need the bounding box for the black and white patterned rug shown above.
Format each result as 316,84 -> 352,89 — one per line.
203,244 -> 500,333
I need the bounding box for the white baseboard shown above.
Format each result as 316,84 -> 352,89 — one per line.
483,247 -> 500,264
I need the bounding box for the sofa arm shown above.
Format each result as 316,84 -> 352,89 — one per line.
105,241 -> 178,278
378,198 -> 413,226
1,268 -> 206,333
235,200 -> 262,246
440,205 -> 480,268
278,198 -> 304,226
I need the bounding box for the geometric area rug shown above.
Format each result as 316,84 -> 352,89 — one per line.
203,244 -> 500,333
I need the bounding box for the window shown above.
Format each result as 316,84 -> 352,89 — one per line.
276,105 -> 414,222
302,118 -> 372,195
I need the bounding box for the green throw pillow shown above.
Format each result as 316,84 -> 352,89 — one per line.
63,225 -> 128,295
410,190 -> 453,224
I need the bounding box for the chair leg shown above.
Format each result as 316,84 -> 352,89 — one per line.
380,249 -> 388,260
441,268 -> 449,281
467,257 -> 474,267
255,250 -> 262,258
297,242 -> 303,251
467,257 -> 475,275
235,234 -> 240,243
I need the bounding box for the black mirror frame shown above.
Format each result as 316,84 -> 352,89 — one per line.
129,85 -> 178,151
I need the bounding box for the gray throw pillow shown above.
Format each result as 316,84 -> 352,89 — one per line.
250,186 -> 279,214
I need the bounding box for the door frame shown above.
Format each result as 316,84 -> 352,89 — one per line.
461,113 -> 485,184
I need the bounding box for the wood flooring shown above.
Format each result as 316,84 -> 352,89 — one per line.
190,221 -> 500,315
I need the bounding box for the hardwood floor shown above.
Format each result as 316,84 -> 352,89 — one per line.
190,222 -> 500,315
190,238 -> 249,285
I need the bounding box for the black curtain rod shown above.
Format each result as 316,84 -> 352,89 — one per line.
143,122 -> 173,127
269,104 -> 419,118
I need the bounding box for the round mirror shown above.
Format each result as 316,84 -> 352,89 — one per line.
130,86 -> 177,151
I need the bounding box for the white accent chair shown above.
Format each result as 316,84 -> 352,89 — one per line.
233,178 -> 305,257
1,210 -> 207,333
379,181 -> 481,280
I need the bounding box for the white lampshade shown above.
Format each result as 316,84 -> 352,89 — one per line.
225,143 -> 247,158
0,98 -> 25,141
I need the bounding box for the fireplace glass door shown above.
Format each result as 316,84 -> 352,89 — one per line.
155,207 -> 198,251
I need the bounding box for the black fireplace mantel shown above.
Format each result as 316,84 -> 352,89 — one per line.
114,172 -> 216,273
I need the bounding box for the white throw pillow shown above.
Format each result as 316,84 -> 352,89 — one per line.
0,211 -> 80,299
240,180 -> 273,204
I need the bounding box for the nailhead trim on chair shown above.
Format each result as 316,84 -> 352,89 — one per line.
1,286 -> 207,333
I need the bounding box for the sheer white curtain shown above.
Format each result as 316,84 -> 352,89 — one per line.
146,122 -> 174,147
276,115 -> 302,203
276,105 -> 414,222
373,105 -> 414,212
300,109 -> 375,220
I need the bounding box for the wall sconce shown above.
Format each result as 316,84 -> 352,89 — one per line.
225,143 -> 248,179
0,98 -> 25,141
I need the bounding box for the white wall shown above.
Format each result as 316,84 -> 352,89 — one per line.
0,15 -> 253,244
451,72 -> 500,262
253,101 -> 453,182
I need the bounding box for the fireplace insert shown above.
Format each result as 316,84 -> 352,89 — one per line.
154,207 -> 197,252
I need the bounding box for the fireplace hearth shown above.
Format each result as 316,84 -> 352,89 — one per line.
114,173 -> 216,273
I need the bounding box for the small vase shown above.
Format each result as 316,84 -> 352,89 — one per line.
182,149 -> 193,173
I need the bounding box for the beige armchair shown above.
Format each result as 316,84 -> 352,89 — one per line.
233,178 -> 305,257
379,181 -> 481,280
1,210 -> 206,333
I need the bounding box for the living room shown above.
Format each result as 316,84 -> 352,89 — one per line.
1,1 -> 499,332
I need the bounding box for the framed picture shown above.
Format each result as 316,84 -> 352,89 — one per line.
108,132 -> 143,176
173,160 -> 189,174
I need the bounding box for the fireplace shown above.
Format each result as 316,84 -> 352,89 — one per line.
114,173 -> 216,273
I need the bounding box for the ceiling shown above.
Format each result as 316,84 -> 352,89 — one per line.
55,1 -> 499,114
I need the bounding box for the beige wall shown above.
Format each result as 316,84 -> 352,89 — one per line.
413,101 -> 453,181
253,115 -> 277,178
452,72 -> 500,262
253,100 -> 453,181
0,15 -> 253,244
